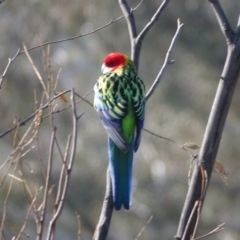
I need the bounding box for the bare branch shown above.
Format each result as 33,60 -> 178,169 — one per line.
0,15 -> 131,82
17,19 -> 121,57
0,90 -> 70,138
118,0 -> 138,59
15,197 -> 37,240
194,223 -> 225,240
176,9 -> 240,239
133,0 -> 144,11
46,89 -> 81,240
133,0 -> 170,68
0,1 -> 144,90
23,43 -> 47,93
135,216 -> 153,240
137,0 -> 170,43
0,173 -> 14,237
0,49 -> 20,89
55,135 -> 72,206
16,3 -> 143,59
93,169 -> 114,240
75,212 -> 81,240
37,127 -> 56,240
143,128 -> 195,157
208,0 -> 235,45
0,88 -> 93,139
145,19 -> 183,101
75,90 -> 93,107
16,2 -> 143,58
42,89 -> 93,119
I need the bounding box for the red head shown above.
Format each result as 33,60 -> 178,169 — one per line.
101,52 -> 128,74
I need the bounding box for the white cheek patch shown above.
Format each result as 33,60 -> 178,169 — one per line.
101,64 -> 112,74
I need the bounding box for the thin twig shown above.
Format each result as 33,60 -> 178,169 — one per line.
191,201 -> 202,239
133,0 -> 170,67
145,19 -> 183,101
75,212 -> 81,240
0,90 -> 70,139
54,68 -> 62,92
54,136 -> 72,210
0,89 -> 92,139
37,127 -> 56,240
0,49 -> 20,89
143,128 -> 193,156
75,90 -> 93,107
181,201 -> 199,240
0,113 -> 37,187
194,223 -> 225,240
138,0 -> 170,43
47,136 -> 72,238
23,43 -> 47,94
18,19 -> 121,57
208,0 -> 234,45
0,3 -> 144,87
42,89 -> 93,119
46,88 -> 81,240
15,1 -> 143,58
135,216 -> 153,240
40,63 -> 55,233
0,172 -> 14,240
0,18 -> 122,88
15,197 -> 37,240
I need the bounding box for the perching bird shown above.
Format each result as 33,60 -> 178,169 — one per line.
94,52 -> 145,210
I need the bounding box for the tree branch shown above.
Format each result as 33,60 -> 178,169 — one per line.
138,0 -> 169,41
46,89 -> 81,240
37,126 -> 56,240
194,223 -> 225,240
15,2 -> 143,60
133,0 -> 170,69
175,6 -> 240,239
0,90 -> 70,139
17,18 -> 122,57
0,3 -> 145,85
119,0 -> 171,70
208,0 -> 235,45
0,49 -> 20,89
145,19 -> 183,101
0,88 -> 92,139
118,0 -> 138,60
93,169 -> 114,240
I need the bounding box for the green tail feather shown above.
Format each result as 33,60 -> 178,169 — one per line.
108,138 -> 134,210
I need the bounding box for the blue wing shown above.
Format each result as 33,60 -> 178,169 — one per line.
94,84 -> 129,153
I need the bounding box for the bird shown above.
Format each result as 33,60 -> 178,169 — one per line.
94,52 -> 145,210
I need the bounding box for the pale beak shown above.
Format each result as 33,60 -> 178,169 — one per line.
101,64 -> 111,74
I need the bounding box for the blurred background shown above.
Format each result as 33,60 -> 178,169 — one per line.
0,0 -> 240,239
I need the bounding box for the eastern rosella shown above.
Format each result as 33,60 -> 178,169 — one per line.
94,52 -> 145,210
